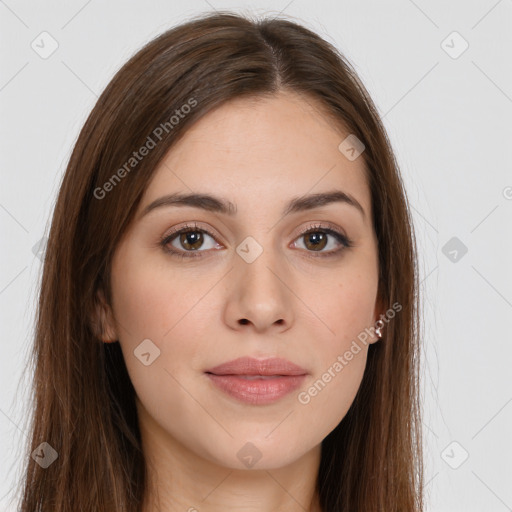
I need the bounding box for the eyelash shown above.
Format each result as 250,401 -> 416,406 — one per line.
159,221 -> 353,260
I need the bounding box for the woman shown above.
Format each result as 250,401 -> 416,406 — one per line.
17,11 -> 423,511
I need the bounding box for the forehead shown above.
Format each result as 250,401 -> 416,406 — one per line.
139,91 -> 371,221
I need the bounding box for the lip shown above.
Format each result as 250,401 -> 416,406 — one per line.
205,357 -> 308,405
206,356 -> 307,376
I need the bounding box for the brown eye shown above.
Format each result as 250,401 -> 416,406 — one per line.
160,223 -> 221,259
302,231 -> 328,251
178,230 -> 205,251
292,225 -> 353,258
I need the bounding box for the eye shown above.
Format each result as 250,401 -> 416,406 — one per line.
291,223 -> 353,258
159,222 -> 353,260
159,222 -> 221,259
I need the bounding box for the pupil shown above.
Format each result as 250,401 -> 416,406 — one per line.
307,232 -> 326,250
182,231 -> 203,249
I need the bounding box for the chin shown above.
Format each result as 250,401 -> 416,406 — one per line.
196,433 -> 316,471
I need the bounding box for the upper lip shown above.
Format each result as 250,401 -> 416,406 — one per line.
205,357 -> 308,376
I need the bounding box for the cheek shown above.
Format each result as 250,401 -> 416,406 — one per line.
293,268 -> 376,418
308,352 -> 369,443
299,347 -> 368,424
111,268 -> 209,426
110,251 -> 209,343
301,268 -> 377,350
110,257 -> 216,389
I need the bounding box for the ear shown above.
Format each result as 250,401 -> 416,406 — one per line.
369,294 -> 386,344
90,287 -> 118,343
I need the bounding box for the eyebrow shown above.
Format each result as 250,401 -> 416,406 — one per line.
139,189 -> 366,220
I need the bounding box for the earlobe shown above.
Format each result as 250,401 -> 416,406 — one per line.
371,296 -> 386,344
90,288 -> 118,343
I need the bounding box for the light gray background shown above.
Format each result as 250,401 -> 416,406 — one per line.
1,1 -> 511,511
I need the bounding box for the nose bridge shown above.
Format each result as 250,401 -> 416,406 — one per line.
229,232 -> 291,330
236,233 -> 282,294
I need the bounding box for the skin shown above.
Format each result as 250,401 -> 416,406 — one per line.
97,89 -> 383,512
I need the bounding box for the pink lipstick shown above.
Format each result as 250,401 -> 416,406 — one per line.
205,356 -> 307,405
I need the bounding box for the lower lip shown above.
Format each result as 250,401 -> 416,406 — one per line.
206,374 -> 307,405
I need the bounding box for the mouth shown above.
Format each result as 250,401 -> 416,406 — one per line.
224,375 -> 288,380
204,357 -> 308,405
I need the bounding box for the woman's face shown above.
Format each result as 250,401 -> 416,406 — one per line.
104,90 -> 381,471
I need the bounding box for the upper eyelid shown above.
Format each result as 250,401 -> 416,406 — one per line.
162,222 -> 219,241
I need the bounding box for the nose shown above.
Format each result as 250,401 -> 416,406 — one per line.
223,244 -> 293,334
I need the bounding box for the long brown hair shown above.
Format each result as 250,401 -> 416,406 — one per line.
16,11 -> 423,511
